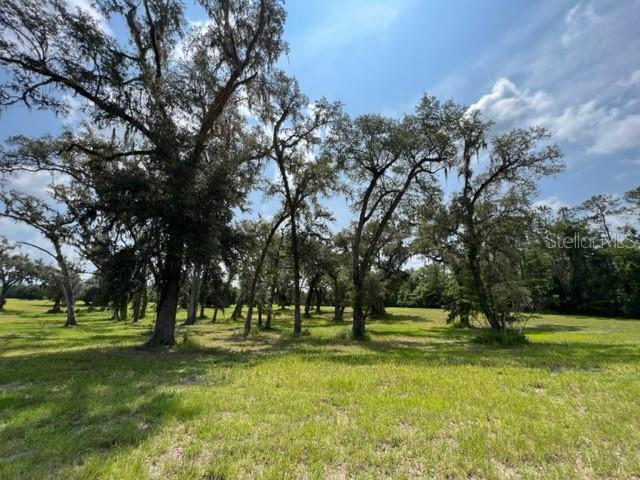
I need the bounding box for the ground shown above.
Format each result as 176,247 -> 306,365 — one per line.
0,299 -> 639,479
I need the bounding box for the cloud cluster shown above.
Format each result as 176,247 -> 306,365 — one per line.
472,77 -> 640,157
469,78 -> 551,125
466,1 -> 640,160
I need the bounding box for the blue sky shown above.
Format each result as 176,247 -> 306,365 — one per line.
1,0 -> 640,257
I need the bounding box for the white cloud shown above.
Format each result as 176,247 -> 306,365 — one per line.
561,2 -> 602,48
547,101 -> 606,142
471,76 -> 640,156
8,171 -> 54,200
588,114 -> 640,154
469,77 -> 551,125
534,196 -> 569,213
619,69 -> 640,88
542,101 -> 640,155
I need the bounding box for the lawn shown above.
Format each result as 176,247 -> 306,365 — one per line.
0,299 -> 639,479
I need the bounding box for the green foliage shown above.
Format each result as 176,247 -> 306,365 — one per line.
396,264 -> 448,308
471,329 -> 530,347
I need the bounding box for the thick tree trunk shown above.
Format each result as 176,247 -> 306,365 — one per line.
334,303 -> 342,322
0,291 -> 6,310
61,279 -> 76,327
112,300 -> 120,320
119,296 -> 128,322
304,273 -> 320,318
185,265 -> 202,326
231,293 -> 244,321
49,296 -> 62,314
147,245 -> 182,346
265,302 -> 273,329
352,274 -> 366,339
257,303 -> 263,328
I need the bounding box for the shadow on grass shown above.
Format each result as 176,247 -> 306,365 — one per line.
188,321 -> 640,371
369,312 -> 439,323
2,304 -> 639,478
0,344 -> 252,478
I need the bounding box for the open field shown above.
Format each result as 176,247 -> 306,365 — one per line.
1,299 -> 639,479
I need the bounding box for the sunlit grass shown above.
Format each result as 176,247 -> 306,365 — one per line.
1,299 -> 639,479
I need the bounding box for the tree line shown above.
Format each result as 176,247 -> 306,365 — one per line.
0,0 -> 637,346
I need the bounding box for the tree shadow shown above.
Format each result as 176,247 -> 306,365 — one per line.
0,344 -> 252,478
192,322 -> 640,372
524,324 -> 585,333
2,306 -> 639,477
369,311 -> 440,323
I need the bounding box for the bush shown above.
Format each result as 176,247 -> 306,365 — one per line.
472,329 -> 529,347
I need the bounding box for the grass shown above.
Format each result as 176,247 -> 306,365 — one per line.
0,300 -> 639,479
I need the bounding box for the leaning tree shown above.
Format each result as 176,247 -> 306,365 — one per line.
0,0 -> 286,345
452,110 -> 563,331
0,191 -> 80,326
259,72 -> 342,335
326,96 -> 457,339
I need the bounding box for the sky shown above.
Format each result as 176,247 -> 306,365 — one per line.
1,0 -> 640,261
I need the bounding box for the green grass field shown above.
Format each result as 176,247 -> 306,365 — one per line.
1,299 -> 639,479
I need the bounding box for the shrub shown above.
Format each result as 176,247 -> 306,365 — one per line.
472,329 -> 529,347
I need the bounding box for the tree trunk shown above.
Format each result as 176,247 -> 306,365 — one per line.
291,213 -> 302,335
332,276 -> 342,322
147,244 -> 181,346
53,242 -> 76,327
265,302 -> 273,329
231,293 -> 244,321
50,296 -> 62,314
0,289 -> 6,310
257,303 -> 263,328
315,287 -> 322,314
265,236 -> 283,331
140,287 -> 148,319
467,239 -> 501,331
119,296 -> 128,322
244,214 -> 285,335
352,274 -> 366,339
304,273 -> 320,318
61,278 -> 76,327
132,290 -> 142,323
304,287 -> 313,318
185,265 -> 202,326
211,307 -> 219,323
